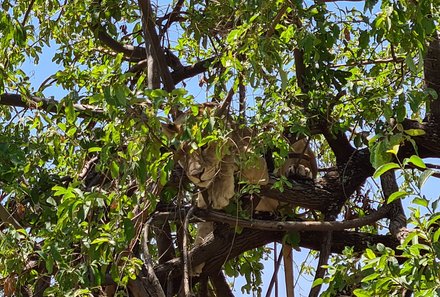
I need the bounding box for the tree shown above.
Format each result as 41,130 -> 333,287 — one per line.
0,0 -> 439,296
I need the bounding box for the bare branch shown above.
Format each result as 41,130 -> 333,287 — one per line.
331,57 -> 404,68
137,0 -> 175,92
210,271 -> 235,297
93,24 -> 146,62
171,57 -> 216,85
194,203 -> 392,232
380,171 -> 408,241
0,204 -> 22,229
0,93 -> 104,117
157,0 -> 185,35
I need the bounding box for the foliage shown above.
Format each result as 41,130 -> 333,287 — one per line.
0,0 -> 439,296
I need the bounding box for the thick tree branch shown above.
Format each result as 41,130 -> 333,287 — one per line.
193,204 -> 392,232
170,57 -> 216,85
138,0 -> 175,92
424,32 -> 440,119
154,228 -> 400,293
321,123 -> 356,166
0,93 -> 104,117
210,270 -> 234,297
380,171 -> 407,241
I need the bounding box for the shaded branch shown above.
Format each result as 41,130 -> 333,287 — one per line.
0,204 -> 22,229
171,57 -> 216,85
424,32 -> 440,119
321,122 -> 356,166
138,0 -> 175,92
93,24 -> 146,62
154,227 -> 400,293
380,171 -> 407,241
331,57 -> 404,68
210,271 -> 234,297
0,93 -> 104,117
193,203 -> 392,232
157,0 -> 185,35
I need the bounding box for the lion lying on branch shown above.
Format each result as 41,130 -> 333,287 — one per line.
162,103 -> 318,275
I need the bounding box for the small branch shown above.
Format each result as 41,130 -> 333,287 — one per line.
321,123 -> 355,165
0,93 -> 104,117
171,57 -> 216,85
21,0 -> 36,26
424,32 -> 440,119
265,247 -> 283,297
0,204 -> 22,229
183,206 -> 195,296
217,87 -> 235,116
331,57 -> 404,68
238,74 -> 246,123
137,221 -> 166,297
158,0 -> 185,35
266,4 -> 288,38
291,15 -> 308,94
154,220 -> 176,264
194,203 -> 392,232
93,24 -> 146,62
308,231 -> 332,297
283,244 -> 294,297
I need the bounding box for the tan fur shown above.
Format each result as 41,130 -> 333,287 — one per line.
162,106 -> 317,275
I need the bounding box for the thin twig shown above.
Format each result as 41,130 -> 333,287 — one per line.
183,206 -> 195,296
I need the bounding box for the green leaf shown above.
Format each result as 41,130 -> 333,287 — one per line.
354,289 -> 371,297
65,101 -> 76,124
365,248 -> 376,259
406,55 -> 417,74
387,190 -> 408,204
404,129 -> 426,136
45,255 -> 54,274
386,144 -> 399,155
311,277 -> 323,287
88,147 -> 102,153
373,162 -> 400,179
123,218 -> 135,240
110,161 -> 119,178
419,169 -> 434,189
433,229 -> 440,243
412,197 -> 429,208
361,272 -> 379,282
91,237 -> 110,245
408,155 -> 426,169
114,85 -> 127,106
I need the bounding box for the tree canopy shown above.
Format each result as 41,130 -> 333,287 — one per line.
0,0 -> 440,296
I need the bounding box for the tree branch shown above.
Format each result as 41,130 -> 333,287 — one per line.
137,0 -> 175,92
154,227 -> 400,294
193,203 -> 392,232
0,204 -> 22,229
171,57 -> 216,85
0,93 -> 104,117
424,32 -> 440,119
380,171 -> 408,241
210,270 -> 234,297
93,24 -> 146,62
